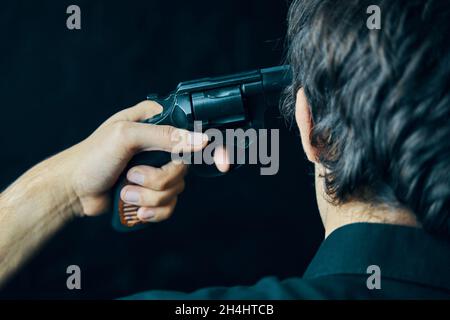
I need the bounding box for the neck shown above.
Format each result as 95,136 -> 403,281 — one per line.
314,166 -> 420,238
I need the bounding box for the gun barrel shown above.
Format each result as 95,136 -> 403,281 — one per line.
261,65 -> 292,92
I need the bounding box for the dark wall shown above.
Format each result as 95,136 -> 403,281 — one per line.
0,0 -> 323,299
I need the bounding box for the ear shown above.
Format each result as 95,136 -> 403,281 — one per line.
295,88 -> 319,163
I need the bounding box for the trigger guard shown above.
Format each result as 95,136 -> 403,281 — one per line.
191,127 -> 254,177
191,165 -> 226,178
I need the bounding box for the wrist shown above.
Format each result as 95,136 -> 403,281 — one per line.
41,149 -> 84,220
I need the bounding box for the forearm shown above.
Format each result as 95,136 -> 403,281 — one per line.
0,101 -> 199,288
0,152 -> 80,286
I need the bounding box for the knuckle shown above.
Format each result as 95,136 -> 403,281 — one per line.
155,174 -> 172,190
143,191 -> 164,207
154,193 -> 171,206
154,179 -> 169,191
157,209 -> 173,222
151,197 -> 163,207
113,121 -> 129,134
171,162 -> 188,175
180,163 -> 189,175
112,121 -> 130,142
160,125 -> 175,139
178,180 -> 186,193
151,170 -> 173,190
157,201 -> 177,221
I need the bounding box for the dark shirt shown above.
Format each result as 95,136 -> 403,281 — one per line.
124,223 -> 450,299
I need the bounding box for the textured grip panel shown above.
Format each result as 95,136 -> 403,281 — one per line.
112,151 -> 174,232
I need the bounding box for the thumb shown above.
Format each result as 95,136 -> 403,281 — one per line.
124,122 -> 209,153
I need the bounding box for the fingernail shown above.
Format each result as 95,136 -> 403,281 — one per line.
138,208 -> 156,221
188,132 -> 208,146
124,190 -> 140,204
128,171 -> 145,185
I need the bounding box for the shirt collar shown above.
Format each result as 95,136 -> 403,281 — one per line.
303,222 -> 450,291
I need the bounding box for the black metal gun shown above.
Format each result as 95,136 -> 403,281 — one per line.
112,65 -> 291,232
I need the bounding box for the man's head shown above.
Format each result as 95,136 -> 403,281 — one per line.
283,0 -> 450,236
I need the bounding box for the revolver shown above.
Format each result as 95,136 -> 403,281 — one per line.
112,65 -> 292,232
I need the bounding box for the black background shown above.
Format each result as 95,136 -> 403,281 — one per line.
0,0 -> 323,299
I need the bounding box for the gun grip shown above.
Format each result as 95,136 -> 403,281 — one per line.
112,151 -> 174,232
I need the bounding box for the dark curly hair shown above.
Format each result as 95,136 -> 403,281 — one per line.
282,0 -> 450,236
